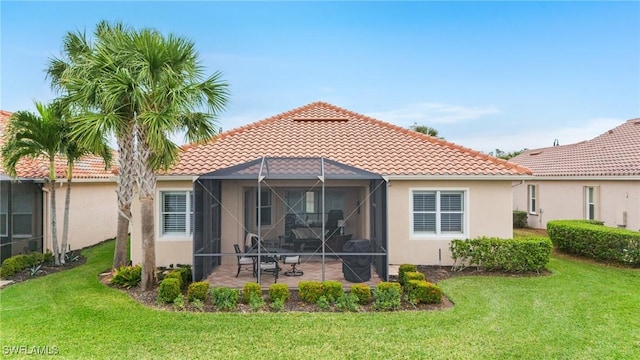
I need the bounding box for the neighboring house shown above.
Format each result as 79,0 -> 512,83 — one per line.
0,110 -> 118,263
129,102 -> 531,281
511,118 -> 640,231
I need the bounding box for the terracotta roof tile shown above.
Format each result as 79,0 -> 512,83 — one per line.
510,118 -> 640,176
0,110 -> 117,180
169,102 -> 531,177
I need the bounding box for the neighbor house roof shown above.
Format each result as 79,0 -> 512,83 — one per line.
0,110 -> 117,180
510,118 -> 640,177
169,102 -> 530,177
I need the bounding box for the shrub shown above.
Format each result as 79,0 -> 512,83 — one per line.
211,287 -> 239,311
187,281 -> 210,302
157,278 -> 182,303
0,260 -> 16,278
177,265 -> 192,285
335,292 -> 359,312
548,220 -> 640,266
249,293 -> 266,311
24,253 -> 44,267
403,271 -> 425,288
270,298 -> 285,312
191,298 -> 204,312
164,271 -> 183,288
450,236 -> 552,272
373,282 -> 402,311
406,280 -> 443,304
398,264 -> 417,287
513,210 -> 528,228
316,296 -> 331,311
43,250 -> 54,263
322,280 -> 344,302
269,283 -> 290,303
242,282 -> 262,304
173,294 -> 186,310
110,265 -> 142,289
298,281 -> 324,303
350,284 -> 372,305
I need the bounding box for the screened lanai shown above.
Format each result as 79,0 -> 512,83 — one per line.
0,175 -> 44,263
192,157 -> 388,286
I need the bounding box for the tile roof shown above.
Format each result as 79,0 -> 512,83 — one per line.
0,110 -> 117,180
169,102 -> 530,177
510,118 -> 640,177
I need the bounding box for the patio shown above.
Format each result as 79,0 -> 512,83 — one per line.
206,256 -> 383,289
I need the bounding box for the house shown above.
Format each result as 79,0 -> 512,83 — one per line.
510,118 -> 640,231
0,110 -> 118,263
129,102 -> 531,282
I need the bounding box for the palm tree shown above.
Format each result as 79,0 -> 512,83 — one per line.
48,22 -> 138,270
59,115 -> 112,264
1,102 -> 64,265
49,21 -> 229,290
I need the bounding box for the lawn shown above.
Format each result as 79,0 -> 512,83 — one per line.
1,240 -> 639,359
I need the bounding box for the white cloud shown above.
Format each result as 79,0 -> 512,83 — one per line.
449,117 -> 626,154
366,102 -> 502,127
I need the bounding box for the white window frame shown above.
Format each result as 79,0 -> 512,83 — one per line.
410,188 -> 469,239
584,186 -> 596,220
528,185 -> 537,215
159,190 -> 193,239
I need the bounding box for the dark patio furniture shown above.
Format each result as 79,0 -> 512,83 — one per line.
233,244 -> 255,277
283,255 -> 303,276
342,239 -> 372,282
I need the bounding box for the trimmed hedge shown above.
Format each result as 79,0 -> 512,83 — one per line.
298,281 -> 324,303
187,281 -> 210,302
513,210 -> 528,228
450,236 -> 552,272
211,287 -> 239,311
398,264 -> 417,287
350,284 -> 372,305
547,220 -> 640,266
406,280 -> 443,304
269,283 -> 290,303
242,282 -> 262,304
404,271 -> 425,286
158,278 -> 182,303
322,280 -> 344,302
163,271 -> 184,288
1,253 -> 48,278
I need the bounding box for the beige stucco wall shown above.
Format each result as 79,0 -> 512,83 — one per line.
43,181 -> 117,253
131,178 -> 516,267
513,179 -> 640,231
387,180 -> 514,266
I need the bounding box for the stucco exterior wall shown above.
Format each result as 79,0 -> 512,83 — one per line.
386,179 -> 514,266
132,179 -> 516,267
43,181 -> 117,252
513,179 -> 640,231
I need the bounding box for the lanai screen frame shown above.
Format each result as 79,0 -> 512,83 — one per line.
192,157 -> 388,283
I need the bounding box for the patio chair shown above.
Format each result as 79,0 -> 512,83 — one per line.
283,255 -> 303,276
234,244 -> 255,278
256,255 -> 280,283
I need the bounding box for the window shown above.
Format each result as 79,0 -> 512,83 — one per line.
12,185 -> 34,236
412,190 -> 466,236
257,190 -> 272,226
528,185 -> 537,214
585,187 -> 596,220
161,191 -> 193,236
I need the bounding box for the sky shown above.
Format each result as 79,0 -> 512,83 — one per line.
1,1 -> 639,154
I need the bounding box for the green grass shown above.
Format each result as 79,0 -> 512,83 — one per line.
1,240 -> 639,359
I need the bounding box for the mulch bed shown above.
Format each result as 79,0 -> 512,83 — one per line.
1,255 -> 86,288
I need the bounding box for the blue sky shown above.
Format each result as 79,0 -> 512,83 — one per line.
1,1 -> 639,153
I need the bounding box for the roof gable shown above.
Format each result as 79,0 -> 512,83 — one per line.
171,102 -> 530,177
511,118 -> 640,177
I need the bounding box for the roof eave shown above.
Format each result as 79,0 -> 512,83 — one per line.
385,174 -> 534,181
527,175 -> 640,181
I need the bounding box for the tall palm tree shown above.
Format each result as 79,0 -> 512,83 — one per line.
59,114 -> 112,264
1,102 -> 64,265
48,22 -> 138,269
49,21 -> 229,290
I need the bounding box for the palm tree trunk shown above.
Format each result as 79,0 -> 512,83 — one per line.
113,128 -> 135,268
138,127 -> 157,291
60,163 -> 72,265
49,177 -> 61,266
